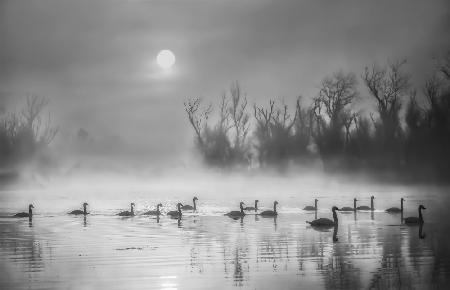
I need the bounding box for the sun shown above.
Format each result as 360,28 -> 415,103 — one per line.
156,49 -> 176,69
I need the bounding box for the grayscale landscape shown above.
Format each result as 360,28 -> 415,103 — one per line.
1,0 -> 450,289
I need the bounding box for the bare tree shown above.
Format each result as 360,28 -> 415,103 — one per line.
362,60 -> 409,141
424,75 -> 441,107
229,82 -> 250,151
311,71 -> 358,158
21,95 -> 59,145
254,100 -> 275,137
272,100 -> 298,131
253,100 -> 275,165
217,94 -> 232,133
316,71 -> 358,128
184,98 -> 212,148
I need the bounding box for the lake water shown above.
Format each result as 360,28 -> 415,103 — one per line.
1,174 -> 450,289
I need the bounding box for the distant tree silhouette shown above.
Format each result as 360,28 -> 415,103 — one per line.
253,98 -> 304,166
184,53 -> 450,181
362,60 -> 410,168
312,71 -> 358,166
0,95 -> 58,169
184,83 -> 250,167
403,63 -> 450,178
291,98 -> 315,160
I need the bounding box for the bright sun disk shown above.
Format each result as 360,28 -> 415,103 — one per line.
156,50 -> 176,69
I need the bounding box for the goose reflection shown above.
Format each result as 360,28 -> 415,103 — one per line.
240,216 -> 244,227
419,223 -> 425,239
333,224 -> 338,242
83,215 -> 87,227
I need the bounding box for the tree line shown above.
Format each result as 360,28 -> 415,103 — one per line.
184,55 -> 450,180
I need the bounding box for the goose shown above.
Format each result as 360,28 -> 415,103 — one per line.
181,197 -> 198,211
404,205 -> 426,224
68,202 -> 89,215
306,206 -> 339,227
341,198 -> 357,212
260,201 -> 278,217
386,198 -> 404,213
303,199 -> 318,211
244,200 -> 259,211
14,204 -> 34,218
167,203 -> 183,218
143,203 -> 163,215
117,203 -> 135,216
357,196 -> 375,211
225,202 -> 246,218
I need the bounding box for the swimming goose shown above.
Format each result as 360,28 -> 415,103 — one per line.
386,198 -> 404,213
143,203 -> 163,215
117,203 -> 135,216
14,204 -> 34,218
404,205 -> 426,224
244,200 -> 259,211
69,202 -> 89,215
357,196 -> 375,211
341,198 -> 357,212
260,201 -> 278,217
167,203 -> 183,218
306,206 -> 339,227
181,197 -> 198,211
225,202 -> 246,218
303,199 -> 318,211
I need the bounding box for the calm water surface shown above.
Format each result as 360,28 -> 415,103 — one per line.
1,180 -> 450,290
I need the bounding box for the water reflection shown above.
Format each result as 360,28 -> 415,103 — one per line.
333,224 -> 338,242
419,223 -> 425,239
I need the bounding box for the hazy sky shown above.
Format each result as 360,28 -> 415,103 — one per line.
1,0 -> 449,161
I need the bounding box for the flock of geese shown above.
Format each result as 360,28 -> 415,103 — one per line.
12,196 -> 426,227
